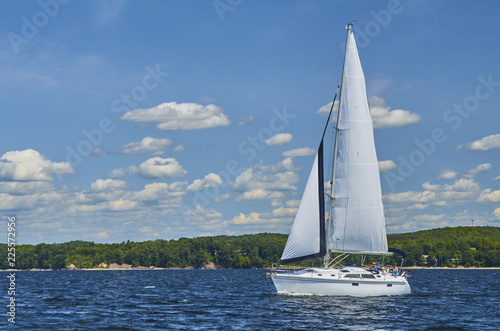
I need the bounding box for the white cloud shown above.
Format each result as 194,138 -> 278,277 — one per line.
378,160 -> 397,172
91,179 -> 127,192
438,169 -> 457,180
422,182 -> 441,191
215,193 -> 230,202
282,147 -> 316,157
408,203 -> 429,210
107,199 -> 137,211
236,189 -> 285,201
272,206 -> 297,217
232,212 -> 262,224
238,115 -> 257,125
494,207 -> 500,219
413,214 -> 445,222
173,145 -> 186,152
107,167 -> 127,178
187,173 -> 223,191
369,96 -> 421,129
285,199 -> 300,208
443,178 -> 480,192
478,189 -> 500,202
458,134 -> 500,151
120,102 -> 230,130
182,204 -> 223,222
233,168 -> 298,192
0,181 -> 54,194
134,182 -> 185,201
384,190 -> 436,203
136,157 -> 187,178
121,137 -> 172,155
0,149 -> 73,181
465,163 -> 492,178
265,133 -> 292,146
93,0 -> 127,26
494,175 -> 500,181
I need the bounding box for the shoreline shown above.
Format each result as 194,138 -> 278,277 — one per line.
1,266 -> 499,272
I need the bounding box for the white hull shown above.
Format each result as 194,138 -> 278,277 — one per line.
270,267 -> 411,296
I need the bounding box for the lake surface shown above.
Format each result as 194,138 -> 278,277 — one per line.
1,269 -> 498,330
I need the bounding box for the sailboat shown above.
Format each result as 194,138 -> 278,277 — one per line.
268,23 -> 411,296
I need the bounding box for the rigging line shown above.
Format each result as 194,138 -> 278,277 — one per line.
321,81 -> 341,142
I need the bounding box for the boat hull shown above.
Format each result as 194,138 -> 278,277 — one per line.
270,267 -> 411,296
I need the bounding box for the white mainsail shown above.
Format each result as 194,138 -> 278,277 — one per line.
330,25 -> 388,255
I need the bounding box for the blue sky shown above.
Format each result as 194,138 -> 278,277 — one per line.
1,0 -> 499,244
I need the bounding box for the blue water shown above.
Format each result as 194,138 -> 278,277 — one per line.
1,269 -> 498,330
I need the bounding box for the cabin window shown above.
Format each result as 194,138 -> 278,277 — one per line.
387,284 -> 392,287
344,274 -> 361,278
362,274 -> 376,279
352,283 -> 359,286
317,274 -> 322,276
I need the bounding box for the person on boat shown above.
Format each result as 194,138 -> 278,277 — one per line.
392,263 -> 399,276
381,266 -> 387,276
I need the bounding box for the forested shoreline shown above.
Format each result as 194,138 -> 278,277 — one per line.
1,226 -> 499,270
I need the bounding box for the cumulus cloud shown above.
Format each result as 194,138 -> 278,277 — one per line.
136,157 -> 187,178
368,96 -> 421,129
265,133 -> 292,146
90,179 -> 127,192
187,173 -> 223,191
134,182 -> 186,201
384,190 -> 436,203
413,214 -> 446,222
238,115 -> 257,125
281,147 -> 316,157
232,212 -> 262,224
121,137 -> 172,155
478,189 -> 500,202
458,134 -> 500,151
107,167 -> 128,178
0,149 -> 73,181
107,199 -> 137,211
181,204 -> 223,222
378,160 -> 397,172
120,102 -> 230,130
495,207 -> 500,219
465,163 -> 492,178
272,206 -> 297,217
173,145 -> 186,152
233,162 -> 298,193
438,169 -> 457,180
236,189 -> 285,201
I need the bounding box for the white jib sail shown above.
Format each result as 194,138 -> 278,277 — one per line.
280,151 -> 322,263
330,25 -> 388,255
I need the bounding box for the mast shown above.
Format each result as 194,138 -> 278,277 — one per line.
323,22 -> 352,267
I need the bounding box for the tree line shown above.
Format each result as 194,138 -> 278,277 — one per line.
1,226 -> 499,269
